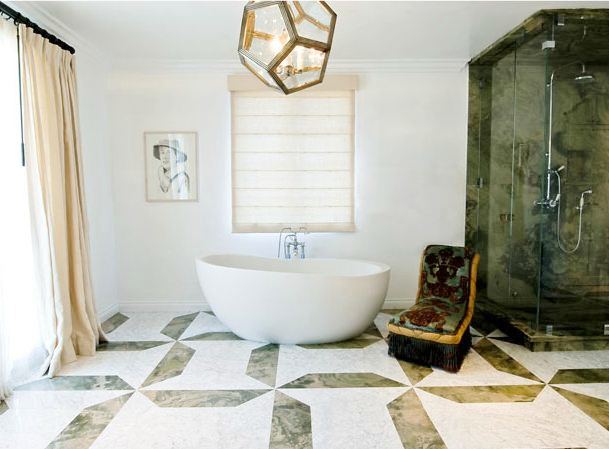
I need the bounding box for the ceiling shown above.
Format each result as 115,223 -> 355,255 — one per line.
24,1 -> 609,62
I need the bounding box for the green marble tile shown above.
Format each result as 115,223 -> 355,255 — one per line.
364,322 -> 383,339
550,368 -> 609,385
0,400 -> 8,415
161,312 -> 199,340
280,372 -> 404,389
474,338 -> 541,382
141,389 -> 269,407
270,391 -> 312,449
419,385 -> 544,403
387,389 -> 447,449
46,393 -> 132,449
398,359 -> 434,386
553,386 -> 609,431
16,376 -> 133,391
100,313 -> 129,334
96,341 -> 169,351
182,331 -> 242,341
298,336 -> 380,350
246,344 -> 279,388
140,342 -> 195,388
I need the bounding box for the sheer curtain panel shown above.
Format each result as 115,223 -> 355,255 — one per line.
19,25 -> 103,377
0,19 -> 47,400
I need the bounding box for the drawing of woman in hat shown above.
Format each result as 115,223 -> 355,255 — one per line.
153,139 -> 190,197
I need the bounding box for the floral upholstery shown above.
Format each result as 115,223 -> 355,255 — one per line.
389,245 -> 476,336
419,245 -> 473,304
394,297 -> 466,335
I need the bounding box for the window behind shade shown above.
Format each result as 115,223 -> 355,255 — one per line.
230,79 -> 355,233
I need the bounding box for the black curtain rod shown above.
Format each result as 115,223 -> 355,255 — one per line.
0,1 -> 75,54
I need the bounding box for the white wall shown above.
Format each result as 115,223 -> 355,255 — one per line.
76,54 -> 119,320
107,66 -> 469,312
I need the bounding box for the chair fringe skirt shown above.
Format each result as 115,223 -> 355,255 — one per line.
387,329 -> 472,373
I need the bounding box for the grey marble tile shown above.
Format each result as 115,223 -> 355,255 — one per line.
246,344 -> 279,387
550,368 -> 609,385
280,372 -> 405,389
398,359 -> 434,386
96,341 -> 169,352
474,338 -> 541,382
140,342 -> 195,388
160,312 -> 199,340
46,393 -> 132,449
270,391 -> 312,449
388,389 -> 447,449
418,384 -> 544,403
100,313 -> 129,334
553,386 -> 609,431
141,389 -> 269,407
16,376 -> 133,391
182,331 -> 242,341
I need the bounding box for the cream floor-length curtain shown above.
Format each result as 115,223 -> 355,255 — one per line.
19,25 -> 103,376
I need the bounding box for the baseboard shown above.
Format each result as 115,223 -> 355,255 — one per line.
120,300 -> 210,313
382,298 -> 415,311
97,303 -> 120,321
119,298 -> 414,313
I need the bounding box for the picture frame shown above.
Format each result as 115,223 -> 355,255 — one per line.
144,131 -> 198,202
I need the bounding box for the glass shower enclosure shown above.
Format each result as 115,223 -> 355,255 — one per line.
466,9 -> 609,349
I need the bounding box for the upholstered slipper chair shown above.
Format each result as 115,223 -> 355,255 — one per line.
387,245 -> 480,373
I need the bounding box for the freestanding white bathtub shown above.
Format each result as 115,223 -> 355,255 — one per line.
196,254 -> 390,344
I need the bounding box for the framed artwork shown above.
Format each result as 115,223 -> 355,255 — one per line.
144,131 -> 198,202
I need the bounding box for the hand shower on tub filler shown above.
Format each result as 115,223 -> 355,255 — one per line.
278,227 -> 308,259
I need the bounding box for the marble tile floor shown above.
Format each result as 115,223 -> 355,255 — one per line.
2,311 -> 609,449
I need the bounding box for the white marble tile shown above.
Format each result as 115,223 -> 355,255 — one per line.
58,343 -> 173,389
373,313 -> 392,338
276,339 -> 410,387
91,390 -> 274,449
492,339 -> 609,383
105,313 -> 180,342
0,391 -> 126,449
418,385 -> 609,449
144,340 -> 270,390
283,387 -> 407,449
179,311 -> 230,340
417,347 -> 540,387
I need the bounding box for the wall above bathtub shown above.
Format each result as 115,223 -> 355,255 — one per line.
107,64 -> 469,311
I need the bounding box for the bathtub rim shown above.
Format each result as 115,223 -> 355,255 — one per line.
197,253 -> 390,279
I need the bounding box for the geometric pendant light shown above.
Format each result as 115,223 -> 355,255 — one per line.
238,1 -> 337,94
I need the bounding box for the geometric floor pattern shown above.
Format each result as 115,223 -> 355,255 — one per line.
2,310 -> 609,448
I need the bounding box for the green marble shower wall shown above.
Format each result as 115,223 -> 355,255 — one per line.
466,9 -> 609,333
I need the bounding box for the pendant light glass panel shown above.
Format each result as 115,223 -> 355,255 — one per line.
286,1 -> 333,43
240,53 -> 280,89
241,5 -> 293,66
275,45 -> 327,91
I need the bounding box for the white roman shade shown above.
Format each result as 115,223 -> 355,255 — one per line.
230,75 -> 356,233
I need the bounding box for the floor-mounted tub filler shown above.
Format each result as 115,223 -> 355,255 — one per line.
196,254 -> 390,344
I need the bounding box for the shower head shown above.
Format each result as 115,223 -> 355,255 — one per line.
574,63 -> 595,83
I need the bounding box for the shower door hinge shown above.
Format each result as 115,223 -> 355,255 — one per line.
476,177 -> 484,189
542,40 -> 556,51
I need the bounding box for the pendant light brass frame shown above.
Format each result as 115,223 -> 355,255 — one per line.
238,1 -> 337,95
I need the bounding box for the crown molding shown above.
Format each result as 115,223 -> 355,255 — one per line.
111,58 -> 468,74
5,1 -> 109,65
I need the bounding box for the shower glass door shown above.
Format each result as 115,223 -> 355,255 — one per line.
539,14 -> 609,336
